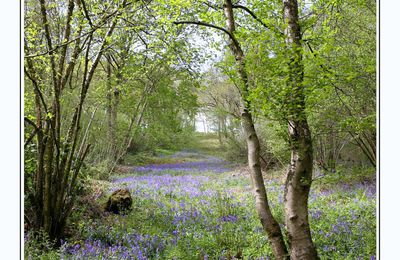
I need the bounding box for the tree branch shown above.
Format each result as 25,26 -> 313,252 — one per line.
173,20 -> 236,43
24,117 -> 39,130
24,66 -> 49,115
39,0 -> 58,92
24,128 -> 39,148
25,7 -> 120,58
80,0 -> 94,28
201,1 -> 222,11
232,4 -> 284,35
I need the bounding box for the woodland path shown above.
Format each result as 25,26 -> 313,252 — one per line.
61,148 -> 376,259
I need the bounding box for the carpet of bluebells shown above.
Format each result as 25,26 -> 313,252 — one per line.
27,151 -> 376,259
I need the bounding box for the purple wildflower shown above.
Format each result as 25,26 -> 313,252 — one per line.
219,215 -> 239,223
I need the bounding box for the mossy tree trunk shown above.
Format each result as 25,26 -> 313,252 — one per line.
282,0 -> 319,259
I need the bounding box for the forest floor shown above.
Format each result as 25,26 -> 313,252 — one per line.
32,134 -> 376,259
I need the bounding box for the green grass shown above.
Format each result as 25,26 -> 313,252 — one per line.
25,137 -> 376,259
185,133 -> 226,156
57,166 -> 374,259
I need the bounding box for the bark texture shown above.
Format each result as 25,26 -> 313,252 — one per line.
282,0 -> 319,259
241,110 -> 289,259
223,1 -> 289,258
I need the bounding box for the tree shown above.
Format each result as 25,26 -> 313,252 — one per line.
174,0 -> 289,258
303,0 -> 376,168
281,0 -> 319,258
199,69 -> 242,145
24,0 -> 128,240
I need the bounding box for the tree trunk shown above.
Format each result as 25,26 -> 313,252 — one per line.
351,130 -> 376,167
110,83 -> 152,172
25,0 -> 124,241
174,2 -> 288,257
242,110 -> 289,259
223,1 -> 288,258
112,79 -> 120,158
282,0 -> 319,259
218,116 -> 223,145
222,116 -> 228,139
106,59 -> 118,160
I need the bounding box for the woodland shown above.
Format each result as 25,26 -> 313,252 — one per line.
24,0 -> 376,259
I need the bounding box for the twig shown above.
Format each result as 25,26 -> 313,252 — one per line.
174,21 -> 236,43
232,4 -> 284,35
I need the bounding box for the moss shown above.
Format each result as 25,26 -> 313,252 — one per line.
105,189 -> 133,214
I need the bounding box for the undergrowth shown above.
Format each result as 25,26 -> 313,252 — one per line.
25,135 -> 376,259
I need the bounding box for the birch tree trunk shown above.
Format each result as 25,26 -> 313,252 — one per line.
282,0 -> 319,258
174,2 -> 288,257
223,1 -> 288,258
